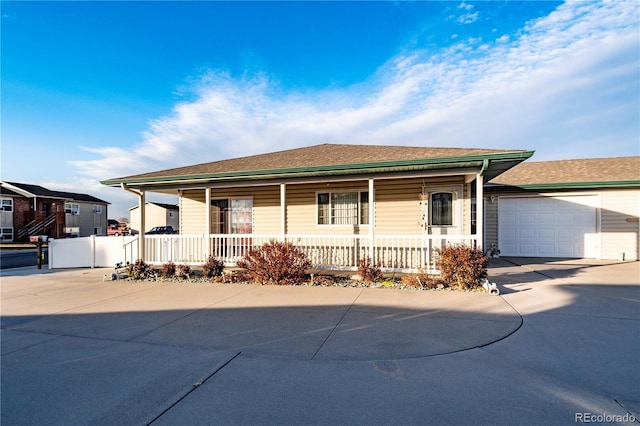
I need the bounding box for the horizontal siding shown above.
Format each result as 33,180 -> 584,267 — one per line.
374,179 -> 423,234
484,198 -> 499,251
178,176 -> 472,237
286,181 -> 369,235
180,190 -> 206,234
601,189 -> 639,261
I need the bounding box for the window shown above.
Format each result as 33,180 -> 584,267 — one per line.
431,192 -> 453,226
93,227 -> 103,235
93,205 -> 102,213
65,203 -> 80,215
1,198 -> 13,212
317,191 -> 369,225
230,199 -> 252,234
1,228 -> 13,240
65,227 -> 80,237
210,198 -> 252,234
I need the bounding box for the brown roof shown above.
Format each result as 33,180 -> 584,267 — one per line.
490,157 -> 640,186
111,143 -> 524,181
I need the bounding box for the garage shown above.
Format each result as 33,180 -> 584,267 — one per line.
498,196 -> 598,258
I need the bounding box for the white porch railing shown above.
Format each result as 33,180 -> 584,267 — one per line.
129,234 -> 477,273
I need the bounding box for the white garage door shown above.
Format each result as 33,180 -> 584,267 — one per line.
498,196 -> 598,258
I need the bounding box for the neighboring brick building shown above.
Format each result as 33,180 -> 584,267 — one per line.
0,181 -> 110,242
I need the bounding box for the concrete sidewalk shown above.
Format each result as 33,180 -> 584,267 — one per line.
1,260 -> 638,425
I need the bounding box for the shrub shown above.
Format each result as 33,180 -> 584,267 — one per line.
202,256 -> 224,278
161,261 -> 176,279
127,259 -> 152,280
236,240 -> 311,285
175,264 -> 192,279
435,244 -> 488,290
400,270 -> 442,289
357,257 -> 383,282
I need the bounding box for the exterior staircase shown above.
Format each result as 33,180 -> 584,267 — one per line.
17,213 -> 59,240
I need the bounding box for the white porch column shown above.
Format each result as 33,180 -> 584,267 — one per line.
369,178 -> 375,259
280,183 -> 286,241
139,190 -> 146,260
205,187 -> 211,256
475,173 -> 484,251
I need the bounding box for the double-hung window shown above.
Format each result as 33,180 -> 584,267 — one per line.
1,198 -> 13,212
65,203 -> 80,215
317,191 -> 369,225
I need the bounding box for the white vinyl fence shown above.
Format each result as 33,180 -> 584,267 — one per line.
48,235 -> 137,268
49,234 -> 477,273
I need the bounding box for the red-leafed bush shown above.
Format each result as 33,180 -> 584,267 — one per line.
161,261 -> 176,279
435,244 -> 488,290
202,256 -> 224,278
357,257 -> 383,282
236,241 -> 311,285
175,263 -> 192,279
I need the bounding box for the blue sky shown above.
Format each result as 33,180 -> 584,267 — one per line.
2,1 -> 639,219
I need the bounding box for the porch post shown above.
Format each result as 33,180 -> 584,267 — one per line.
475,173 -> 484,251
369,178 -> 374,259
280,183 -> 286,241
205,187 -> 211,256
139,191 -> 146,260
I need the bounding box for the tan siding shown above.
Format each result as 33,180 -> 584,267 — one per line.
178,177 -> 474,237
286,181 -> 370,235
601,189 -> 639,261
375,179 -> 424,234
180,190 -> 206,234
209,186 -> 281,234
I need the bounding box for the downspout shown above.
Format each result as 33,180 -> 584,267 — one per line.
121,183 -> 145,261
476,159 -> 489,252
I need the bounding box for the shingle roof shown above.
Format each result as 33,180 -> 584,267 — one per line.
489,157 -> 640,187
106,143 -> 529,183
2,181 -> 109,204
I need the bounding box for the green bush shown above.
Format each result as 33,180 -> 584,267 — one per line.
357,257 -> 383,282
202,256 -> 224,278
127,259 -> 152,280
236,240 -> 311,285
435,244 -> 488,290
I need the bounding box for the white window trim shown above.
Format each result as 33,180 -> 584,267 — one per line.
1,227 -> 14,240
315,189 -> 370,227
1,198 -> 13,213
65,203 -> 80,215
92,205 -> 102,213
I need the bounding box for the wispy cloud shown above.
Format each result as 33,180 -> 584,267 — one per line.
71,0 -> 639,211
456,2 -> 478,24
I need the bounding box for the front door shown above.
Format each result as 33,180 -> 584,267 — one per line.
422,186 -> 461,236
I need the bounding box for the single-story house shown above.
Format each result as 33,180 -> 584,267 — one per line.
129,202 -> 179,234
0,181 -> 110,242
484,157 -> 640,261
102,144 -> 533,272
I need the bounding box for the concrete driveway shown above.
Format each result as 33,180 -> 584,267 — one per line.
1,259 -> 638,425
